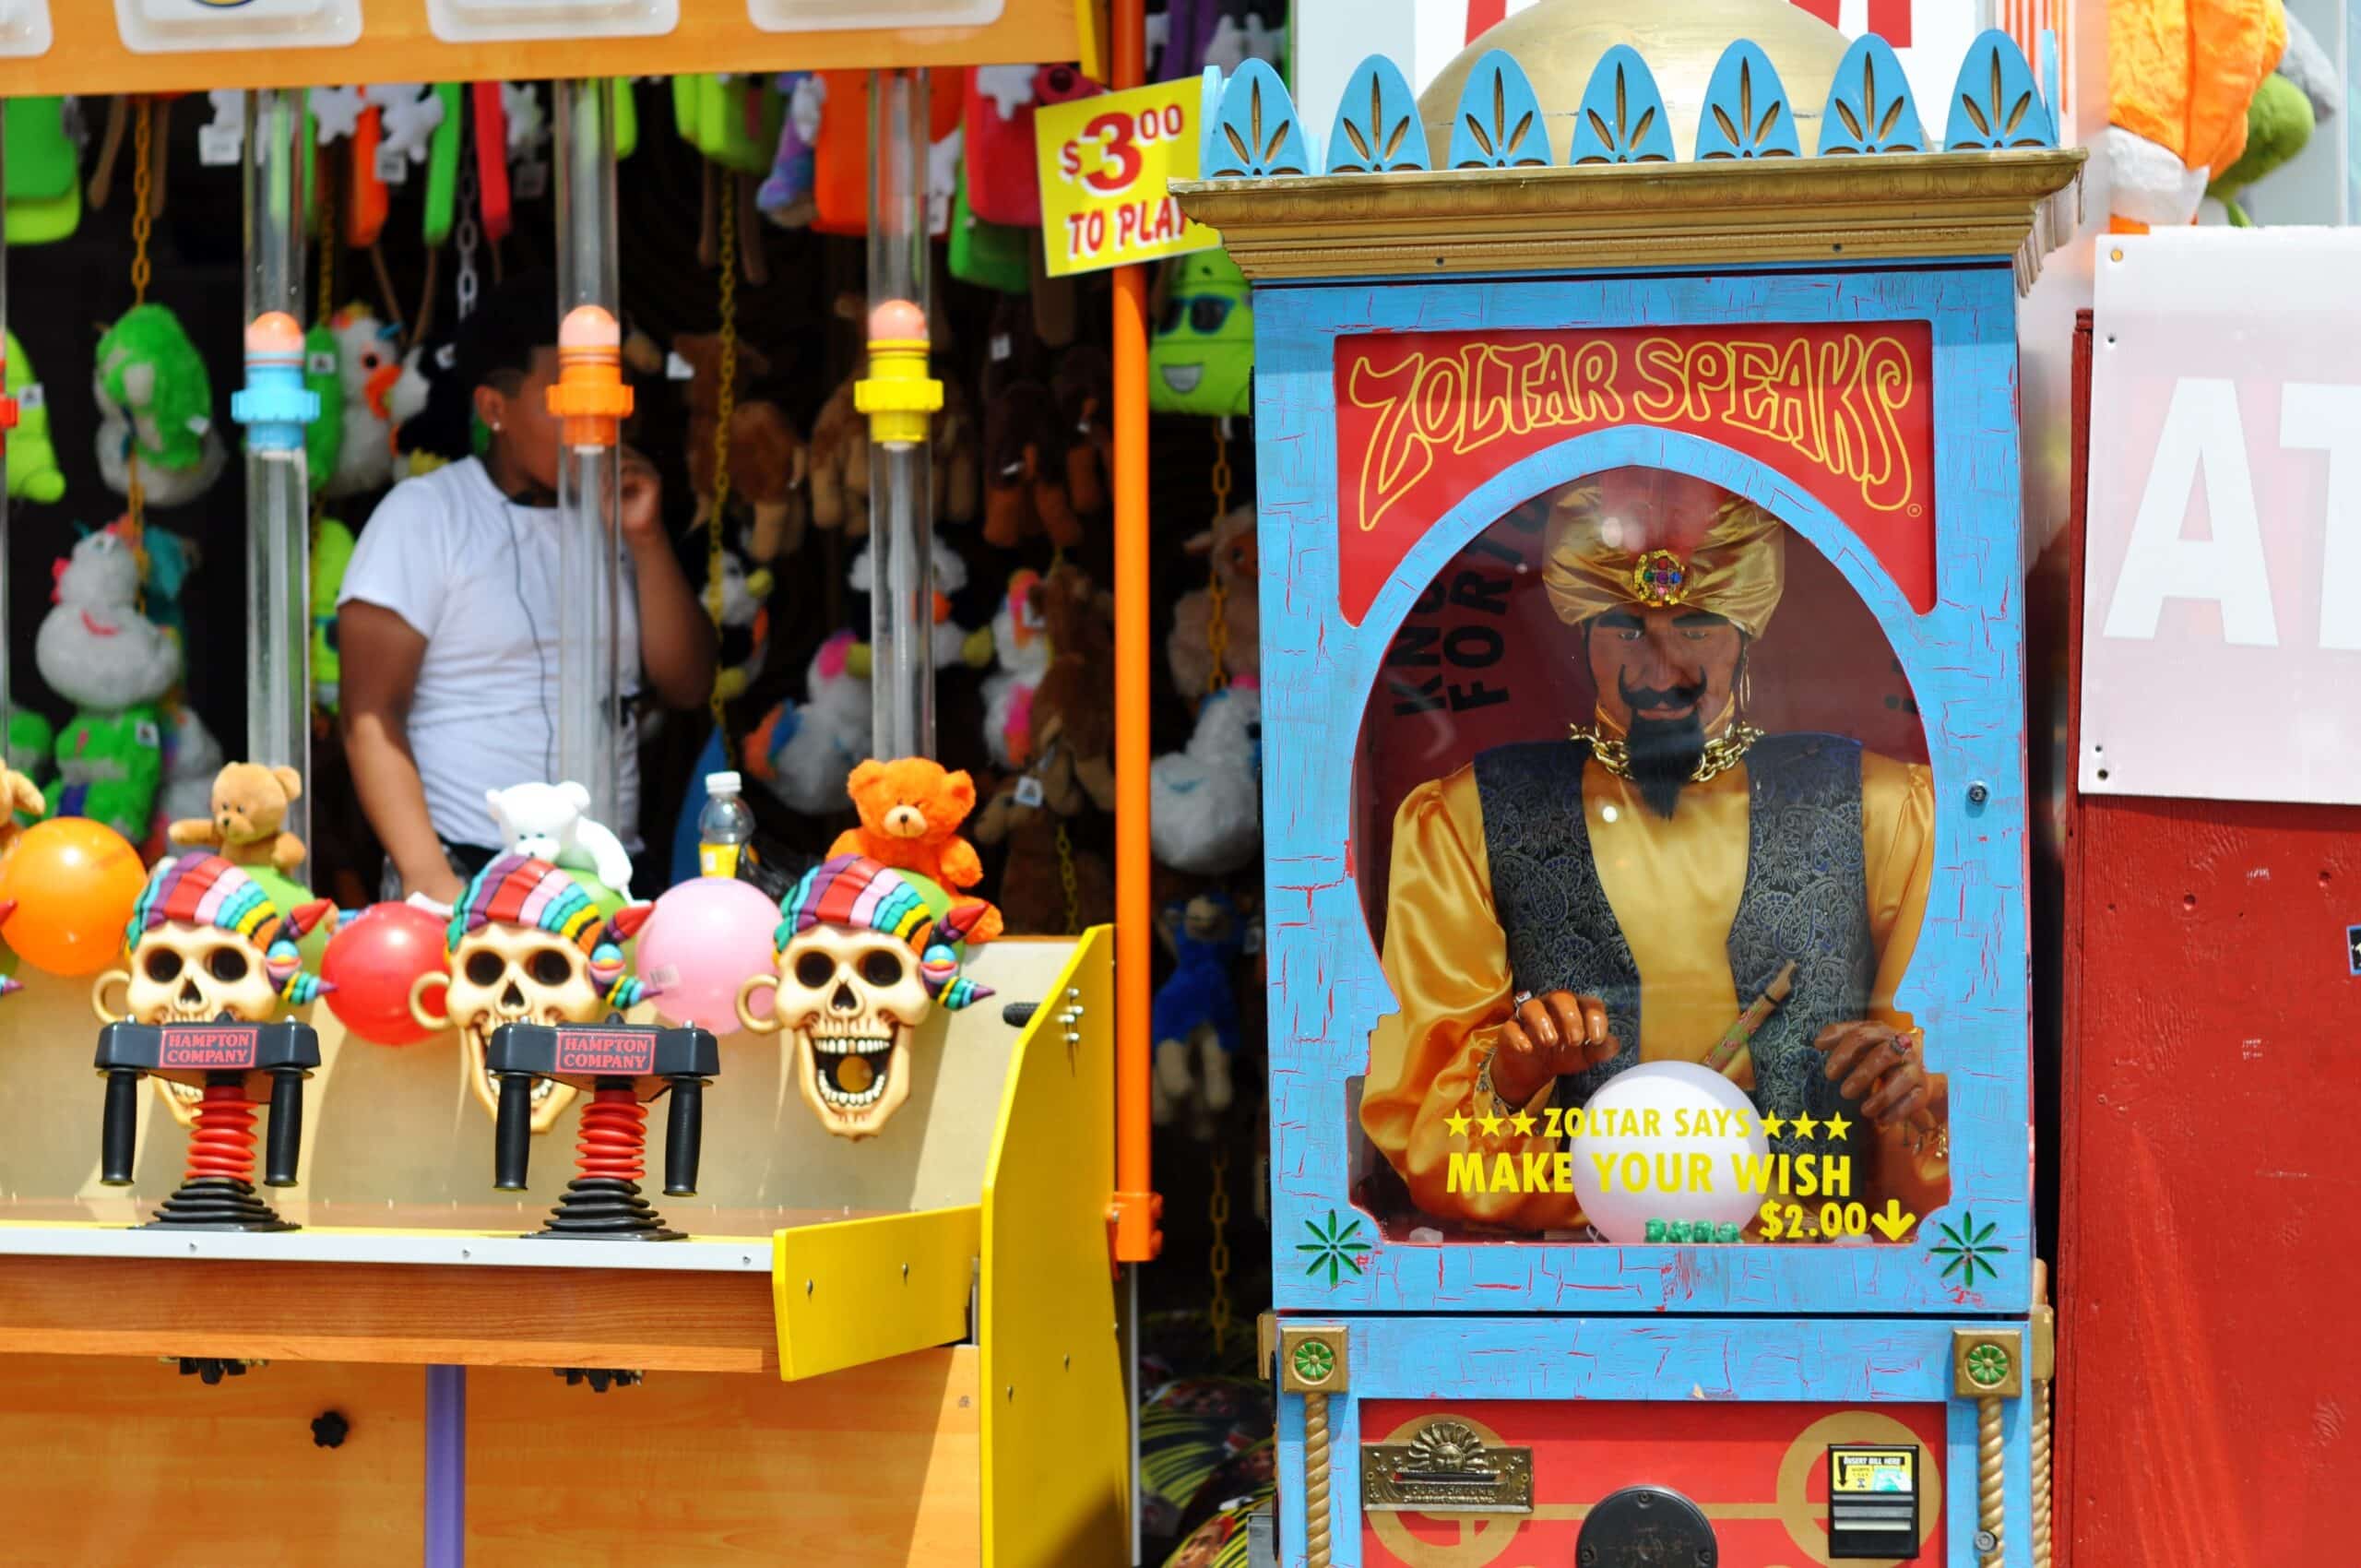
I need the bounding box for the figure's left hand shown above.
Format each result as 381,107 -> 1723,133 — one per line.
620,447 -> 662,540
1812,1021 -> 1929,1131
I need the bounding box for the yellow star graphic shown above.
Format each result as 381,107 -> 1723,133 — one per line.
1821,1111 -> 1853,1143
1477,1112 -> 1505,1136
1758,1113 -> 1787,1140
1509,1111 -> 1538,1136
1790,1112 -> 1821,1141
1444,1110 -> 1472,1138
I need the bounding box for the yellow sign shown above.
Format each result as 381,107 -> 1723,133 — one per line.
1831,1448 -> 1916,1494
1034,78 -> 1220,278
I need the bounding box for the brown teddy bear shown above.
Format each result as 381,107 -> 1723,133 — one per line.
672,331 -> 811,564
810,373 -> 982,538
829,757 -> 1004,944
167,761 -> 306,872
1169,504 -> 1260,702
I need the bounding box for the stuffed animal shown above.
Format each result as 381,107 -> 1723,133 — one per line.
1053,346 -> 1113,517
2205,15 -> 2341,223
756,73 -> 825,228
981,567 -> 1050,770
809,303 -> 980,535
1149,678 -> 1262,877
322,303 -> 401,499
1169,504 -> 1260,700
5,330 -> 65,503
982,380 -> 1085,550
746,630 -> 872,816
8,710 -> 53,789
125,519 -> 201,654
1148,249 -> 1254,418
694,520 -> 774,702
158,706 -> 224,845
36,528 -> 181,842
2105,0 -> 2288,232
484,780 -> 636,897
94,303 -> 225,507
312,518 -> 356,713
674,331 -> 812,564
1152,891 -> 1248,1138
389,322 -> 469,475
831,758 -> 1003,937
168,761 -> 306,871
845,532 -> 995,676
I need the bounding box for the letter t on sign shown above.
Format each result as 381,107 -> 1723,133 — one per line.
2102,378 -> 2280,647
2279,383 -> 2361,652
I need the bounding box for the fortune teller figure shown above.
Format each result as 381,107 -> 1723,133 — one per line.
1359,467 -> 1947,1232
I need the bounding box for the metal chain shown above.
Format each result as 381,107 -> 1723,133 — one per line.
1056,822 -> 1081,935
706,184 -> 740,763
455,154 -> 481,321
1204,422 -> 1234,693
125,98 -> 156,542
1207,1146 -> 1233,1356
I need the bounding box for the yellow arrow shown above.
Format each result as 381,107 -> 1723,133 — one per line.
1870,1198 -> 1917,1241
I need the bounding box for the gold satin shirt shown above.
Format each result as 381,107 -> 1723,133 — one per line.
1359,749 -> 1937,1232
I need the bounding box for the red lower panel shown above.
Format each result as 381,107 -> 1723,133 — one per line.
1358,1399 -> 1947,1567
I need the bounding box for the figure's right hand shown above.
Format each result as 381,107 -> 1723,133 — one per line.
1491,992 -> 1618,1107
406,865 -> 466,908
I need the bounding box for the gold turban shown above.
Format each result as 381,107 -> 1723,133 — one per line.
1541,468 -> 1786,638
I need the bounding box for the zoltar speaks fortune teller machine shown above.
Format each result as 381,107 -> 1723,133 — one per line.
1176,5 -> 2080,1566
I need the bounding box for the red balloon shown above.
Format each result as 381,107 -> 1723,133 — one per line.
321,902 -> 451,1046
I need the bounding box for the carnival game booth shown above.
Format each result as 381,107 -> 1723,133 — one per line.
1176,3 -> 2077,1564
0,6 -> 1146,1565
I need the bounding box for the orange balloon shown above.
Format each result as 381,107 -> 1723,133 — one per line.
0,819 -> 148,977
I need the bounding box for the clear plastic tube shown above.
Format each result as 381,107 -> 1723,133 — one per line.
552,81 -> 627,829
866,69 -> 935,761
243,89 -> 311,849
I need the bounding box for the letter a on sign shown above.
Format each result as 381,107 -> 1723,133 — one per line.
2103,378 -> 2279,647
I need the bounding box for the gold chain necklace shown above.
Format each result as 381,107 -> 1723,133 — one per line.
1571,720 -> 1764,785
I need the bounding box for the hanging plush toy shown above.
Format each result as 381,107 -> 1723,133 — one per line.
981,567 -> 1051,771
2204,14 -> 2341,224
36,526 -> 182,842
94,303 -> 225,507
982,380 -> 1085,550
1053,346 -> 1113,517
389,320 -> 468,475
312,518 -> 356,713
1148,249 -> 1254,418
746,630 -> 872,816
674,331 -> 811,564
1151,890 -> 1250,1139
1169,504 -> 1259,700
810,367 -> 979,537
1148,678 -> 1262,878
323,303 -> 402,499
2105,0 -> 2288,232
756,73 -> 825,229
692,518 -> 774,702
5,329 -> 64,503
845,531 -> 994,677
303,322 -> 345,493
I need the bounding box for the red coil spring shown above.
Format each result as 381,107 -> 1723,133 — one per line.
573,1087 -> 647,1183
184,1084 -> 258,1183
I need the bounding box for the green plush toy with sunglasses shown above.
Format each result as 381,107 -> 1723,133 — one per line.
1148,248 -> 1253,419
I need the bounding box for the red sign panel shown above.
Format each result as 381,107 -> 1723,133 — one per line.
1333,322 -> 1940,624
554,1028 -> 657,1076
158,1025 -> 261,1070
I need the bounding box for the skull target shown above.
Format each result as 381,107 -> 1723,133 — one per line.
738,855 -> 994,1140
410,854 -> 653,1134
91,854 -> 333,1127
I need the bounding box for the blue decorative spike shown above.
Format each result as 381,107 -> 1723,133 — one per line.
1817,34 -> 1925,155
1447,50 -> 1551,170
1944,29 -> 2057,150
1695,40 -> 1802,160
1205,58 -> 1314,178
1326,54 -> 1430,173
2039,29 -> 2061,130
1198,65 -> 1226,173
1566,45 -> 1675,164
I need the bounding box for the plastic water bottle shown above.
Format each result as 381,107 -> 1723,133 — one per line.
697,770 -> 754,879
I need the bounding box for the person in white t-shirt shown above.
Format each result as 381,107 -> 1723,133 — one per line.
338,274 -> 715,905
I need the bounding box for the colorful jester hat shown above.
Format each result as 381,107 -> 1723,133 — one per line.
449,853 -> 657,1013
129,853 -> 336,1006
778,855 -> 995,1011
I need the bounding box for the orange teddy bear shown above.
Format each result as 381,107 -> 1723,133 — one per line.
832,757 -> 1005,944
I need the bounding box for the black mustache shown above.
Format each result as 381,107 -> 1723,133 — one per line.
1619,675 -> 1706,709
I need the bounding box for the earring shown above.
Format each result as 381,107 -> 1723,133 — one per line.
1738,660 -> 1752,715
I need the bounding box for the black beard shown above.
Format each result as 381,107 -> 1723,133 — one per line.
1625,710 -> 1705,818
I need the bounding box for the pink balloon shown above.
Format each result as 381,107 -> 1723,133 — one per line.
635,876 -> 780,1033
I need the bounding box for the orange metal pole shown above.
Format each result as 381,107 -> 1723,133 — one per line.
1109,0 -> 1162,1265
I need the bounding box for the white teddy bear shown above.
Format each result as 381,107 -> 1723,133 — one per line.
484,781 -> 635,897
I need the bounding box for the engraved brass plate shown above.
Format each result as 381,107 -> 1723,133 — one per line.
1361,1420 -> 1535,1515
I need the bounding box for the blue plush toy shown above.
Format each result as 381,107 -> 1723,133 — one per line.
1152,890 -> 1252,1140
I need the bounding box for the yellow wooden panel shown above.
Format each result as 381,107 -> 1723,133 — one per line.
0,0 -> 1076,106
979,926 -> 1129,1566
773,1205 -> 981,1382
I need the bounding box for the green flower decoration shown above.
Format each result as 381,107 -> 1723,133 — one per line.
1964,1342 -> 2012,1389
1297,1210 -> 1370,1288
1930,1211 -> 2006,1289
1290,1339 -> 1336,1385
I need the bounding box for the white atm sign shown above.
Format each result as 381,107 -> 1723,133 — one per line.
2082,232 -> 2361,806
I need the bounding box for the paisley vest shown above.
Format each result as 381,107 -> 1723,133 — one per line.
1471,734 -> 1873,1160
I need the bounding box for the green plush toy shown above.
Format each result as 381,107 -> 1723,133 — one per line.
5,330 -> 64,503
6,710 -> 51,830
303,322 -> 345,494
94,303 -> 226,508
34,527 -> 182,845
313,517 -> 356,714
45,707 -> 167,845
2209,74 -> 2313,225
1148,248 -> 1254,418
